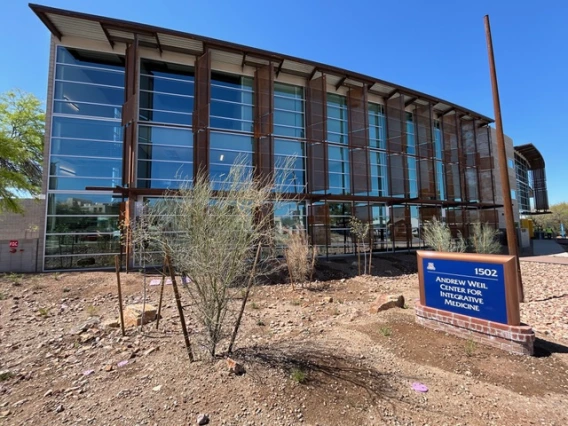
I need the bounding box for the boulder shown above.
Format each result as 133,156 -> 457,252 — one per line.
369,294 -> 405,313
123,304 -> 158,327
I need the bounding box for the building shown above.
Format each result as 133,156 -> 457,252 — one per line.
32,4 -> 505,271
489,128 -> 549,231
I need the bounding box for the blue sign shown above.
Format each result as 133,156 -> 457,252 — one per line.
422,258 -> 507,324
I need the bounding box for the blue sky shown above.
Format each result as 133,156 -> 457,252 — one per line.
3,0 -> 567,204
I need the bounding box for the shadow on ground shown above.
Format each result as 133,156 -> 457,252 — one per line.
534,337 -> 568,357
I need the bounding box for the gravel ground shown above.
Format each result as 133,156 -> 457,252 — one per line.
519,261 -> 568,342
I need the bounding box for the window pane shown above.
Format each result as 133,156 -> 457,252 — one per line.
140,75 -> 194,97
139,91 -> 194,114
49,177 -> 120,191
137,160 -> 193,181
56,47 -> 124,72
55,81 -> 124,106
47,193 -> 120,216
46,216 -> 119,234
51,139 -> 122,158
50,156 -> 122,178
54,101 -> 122,119
138,144 -> 193,162
210,132 -> 253,152
138,125 -> 192,147
56,64 -> 124,87
139,109 -> 192,126
52,117 -> 122,141
45,235 -> 120,256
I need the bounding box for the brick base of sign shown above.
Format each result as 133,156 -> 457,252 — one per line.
414,302 -> 535,356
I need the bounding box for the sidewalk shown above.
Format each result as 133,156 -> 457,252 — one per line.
520,239 -> 568,265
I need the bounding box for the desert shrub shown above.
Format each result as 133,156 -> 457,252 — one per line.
470,222 -> 502,254
285,230 -> 317,287
130,159 -> 293,359
422,217 -> 466,253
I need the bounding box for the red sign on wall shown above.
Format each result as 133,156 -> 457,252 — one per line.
9,240 -> 18,248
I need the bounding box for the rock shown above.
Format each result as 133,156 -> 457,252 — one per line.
226,358 -> 246,375
0,410 -> 10,418
143,346 -> 159,356
102,318 -> 120,329
70,317 -> 100,335
197,414 -> 210,425
44,389 -> 53,397
123,304 -> 158,327
55,404 -> 64,413
369,294 -> 405,313
104,365 -> 114,372
152,385 -> 162,392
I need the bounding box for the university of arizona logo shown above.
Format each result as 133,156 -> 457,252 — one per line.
426,262 -> 436,271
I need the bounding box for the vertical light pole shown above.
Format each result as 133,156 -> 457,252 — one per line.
484,15 -> 524,302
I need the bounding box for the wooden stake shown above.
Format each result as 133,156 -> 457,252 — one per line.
165,254 -> 194,362
114,255 -> 126,336
155,262 -> 168,330
228,242 -> 262,354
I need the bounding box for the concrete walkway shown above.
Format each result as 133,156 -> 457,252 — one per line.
520,239 -> 568,265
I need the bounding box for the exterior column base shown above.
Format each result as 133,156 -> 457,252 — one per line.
414,302 -> 535,356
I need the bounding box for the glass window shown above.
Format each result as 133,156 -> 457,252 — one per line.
210,132 -> 253,187
210,72 -> 253,133
274,201 -> 306,232
51,139 -> 122,158
55,65 -> 124,87
56,47 -> 124,71
50,156 -> 122,179
52,117 -> 123,141
274,83 -> 304,138
368,103 -> 386,149
138,125 -> 192,147
139,59 -> 194,126
47,193 -> 120,216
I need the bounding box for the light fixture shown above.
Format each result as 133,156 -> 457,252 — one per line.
219,154 -> 224,162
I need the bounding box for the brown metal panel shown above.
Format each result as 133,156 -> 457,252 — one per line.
308,203 -> 329,249
442,114 -> 461,201
415,104 -> 436,199
386,94 -> 407,197
348,86 -> 370,195
254,64 -> 274,183
306,76 -> 328,192
476,126 -> 495,204
532,168 -> 549,211
193,50 -> 211,179
460,118 -> 478,202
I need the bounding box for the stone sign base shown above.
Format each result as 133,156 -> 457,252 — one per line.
415,302 -> 535,355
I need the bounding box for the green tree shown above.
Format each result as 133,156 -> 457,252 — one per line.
533,202 -> 568,234
0,90 -> 45,213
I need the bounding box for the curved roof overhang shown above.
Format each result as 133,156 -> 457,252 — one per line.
514,144 -> 545,170
30,3 -> 494,124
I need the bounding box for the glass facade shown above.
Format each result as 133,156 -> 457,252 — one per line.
368,103 -> 388,197
45,47 -> 124,270
515,152 -> 532,212
327,93 -> 350,195
42,38 -> 500,270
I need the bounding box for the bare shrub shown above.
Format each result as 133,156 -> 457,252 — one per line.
470,222 -> 502,254
285,230 -> 317,288
422,217 -> 466,253
350,217 -> 370,275
129,158 -> 293,359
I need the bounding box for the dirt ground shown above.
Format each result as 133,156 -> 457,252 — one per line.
1,255 -> 567,426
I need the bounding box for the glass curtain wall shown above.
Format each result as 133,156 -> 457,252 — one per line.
210,72 -> 254,188
327,93 -> 350,195
45,46 -> 125,270
515,153 -> 531,212
274,82 -> 306,194
137,59 -> 194,189
406,112 -> 418,199
368,103 -> 388,197
434,120 -> 445,201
